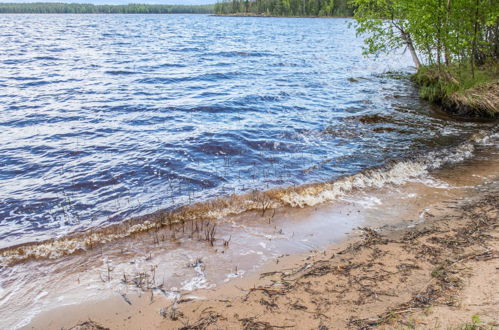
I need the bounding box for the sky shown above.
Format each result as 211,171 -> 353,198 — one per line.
0,0 -> 215,4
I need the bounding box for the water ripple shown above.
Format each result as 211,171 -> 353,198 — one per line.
0,14 -> 495,248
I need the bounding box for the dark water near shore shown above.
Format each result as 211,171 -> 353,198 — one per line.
1,14 -> 499,330
0,14 -> 496,249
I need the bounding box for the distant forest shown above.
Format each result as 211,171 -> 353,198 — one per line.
0,3 -> 215,14
214,0 -> 354,16
0,1 -> 354,16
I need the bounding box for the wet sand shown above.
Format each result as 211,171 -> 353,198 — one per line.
24,153 -> 498,329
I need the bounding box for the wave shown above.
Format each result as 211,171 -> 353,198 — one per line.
208,51 -> 273,58
104,70 -> 139,75
0,129 -> 496,267
32,56 -> 59,61
136,72 -> 239,85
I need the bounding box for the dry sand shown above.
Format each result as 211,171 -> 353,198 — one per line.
26,180 -> 498,330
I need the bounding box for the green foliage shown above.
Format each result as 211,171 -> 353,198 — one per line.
350,0 -> 407,55
352,0 -> 498,116
412,62 -> 498,116
351,0 -> 499,70
454,314 -> 493,330
214,0 -> 354,17
413,62 -> 498,101
0,3 -> 215,14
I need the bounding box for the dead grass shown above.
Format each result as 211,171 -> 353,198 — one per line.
151,191 -> 498,329
413,63 -> 499,117
449,81 -> 499,117
68,320 -> 109,330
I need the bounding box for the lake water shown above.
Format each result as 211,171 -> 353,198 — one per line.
0,14 -> 498,330
1,14 -> 495,249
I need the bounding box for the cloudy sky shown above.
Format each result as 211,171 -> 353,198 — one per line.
0,0 -> 216,4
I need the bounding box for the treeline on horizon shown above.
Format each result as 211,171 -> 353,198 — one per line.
214,0 -> 354,17
0,3 -> 214,14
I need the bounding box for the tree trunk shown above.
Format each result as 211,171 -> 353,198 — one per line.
471,0 -> 480,78
402,32 -> 421,69
437,0 -> 442,68
444,0 -> 452,66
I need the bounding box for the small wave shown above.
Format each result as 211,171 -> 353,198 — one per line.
191,131 -> 248,156
137,72 -> 240,85
3,59 -> 27,65
234,92 -> 290,105
21,80 -> 51,87
136,77 -> 179,84
181,262 -> 214,291
209,51 -> 272,58
195,72 -> 238,81
170,47 -> 203,52
0,130 -> 496,267
104,70 -> 139,75
10,76 -> 42,82
32,56 -> 59,61
154,63 -> 187,68
20,79 -> 79,88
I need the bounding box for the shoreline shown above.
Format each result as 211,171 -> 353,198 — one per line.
413,64 -> 499,118
21,147 -> 499,329
26,179 -> 498,329
2,129 -> 496,266
1,11 -> 497,330
211,13 -> 352,18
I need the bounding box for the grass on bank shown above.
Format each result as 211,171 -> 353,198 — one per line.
412,62 -> 499,117
453,314 -> 494,330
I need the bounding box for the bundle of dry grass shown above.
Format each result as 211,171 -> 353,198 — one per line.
448,81 -> 499,117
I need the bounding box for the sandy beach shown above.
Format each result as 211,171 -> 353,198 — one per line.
1,7 -> 498,330
25,166 -> 498,329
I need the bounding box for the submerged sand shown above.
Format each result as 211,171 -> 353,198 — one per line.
24,179 -> 498,330
11,129 -> 497,330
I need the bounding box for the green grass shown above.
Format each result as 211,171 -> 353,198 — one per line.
413,62 -> 497,101
451,314 -> 494,330
412,62 -> 499,117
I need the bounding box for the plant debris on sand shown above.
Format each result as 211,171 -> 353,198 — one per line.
68,320 -> 109,330
153,189 -> 498,329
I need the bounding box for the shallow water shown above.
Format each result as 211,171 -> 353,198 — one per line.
1,14 -> 496,249
0,14 -> 498,330
8,142 -> 499,330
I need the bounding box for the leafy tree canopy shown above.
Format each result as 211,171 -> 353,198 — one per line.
351,0 -> 498,72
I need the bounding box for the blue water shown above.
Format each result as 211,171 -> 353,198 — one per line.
0,14 -> 492,248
